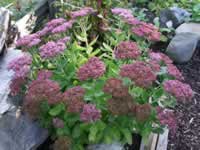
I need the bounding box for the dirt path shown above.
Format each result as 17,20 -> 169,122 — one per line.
168,48 -> 200,150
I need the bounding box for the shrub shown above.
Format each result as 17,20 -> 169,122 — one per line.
9,1 -> 193,149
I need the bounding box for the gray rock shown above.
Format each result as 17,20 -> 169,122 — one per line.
0,49 -> 23,114
159,7 -> 191,28
48,0 -> 60,18
170,7 -> 191,24
0,111 -> 48,150
166,33 -> 200,63
0,8 -> 11,54
176,23 -> 200,36
87,143 -> 124,150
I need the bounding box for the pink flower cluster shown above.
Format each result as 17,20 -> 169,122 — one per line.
111,8 -> 160,41
103,78 -> 129,98
111,8 -> 135,22
167,64 -> 184,80
51,20 -> 74,34
16,34 -> 41,47
156,107 -> 177,133
70,7 -> 95,18
24,78 -> 63,118
16,18 -> 70,48
9,77 -> 26,96
53,118 -> 65,128
37,18 -> 73,36
131,22 -> 161,41
63,86 -> 85,113
77,57 -> 106,81
37,70 -> 52,80
149,52 -> 173,65
39,41 -> 66,59
57,36 -> 71,44
8,54 -> 32,79
135,104 -> 152,122
148,60 -> 161,72
25,78 -> 62,105
163,80 -> 193,102
114,41 -> 141,59
36,26 -> 53,37
46,18 -> 66,28
149,52 -> 184,80
120,61 -> 156,88
80,104 -> 101,123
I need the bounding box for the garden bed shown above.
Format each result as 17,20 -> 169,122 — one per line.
168,46 -> 200,150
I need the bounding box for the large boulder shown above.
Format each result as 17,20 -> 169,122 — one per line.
176,23 -> 200,36
0,8 -> 10,54
159,7 -> 191,28
166,33 -> 200,63
0,49 -> 23,114
0,111 -> 48,150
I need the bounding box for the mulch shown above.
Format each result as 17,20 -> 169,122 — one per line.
168,47 -> 200,150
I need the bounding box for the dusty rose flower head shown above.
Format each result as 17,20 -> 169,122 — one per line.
163,80 -> 193,102
53,137 -> 71,150
149,52 -> 173,65
8,54 -> 32,79
120,61 -> 156,88
37,70 -> 52,80
36,26 -> 54,37
53,118 -> 65,128
24,78 -> 62,119
46,18 -> 66,28
9,77 -> 26,96
103,78 -> 129,98
114,41 -> 141,59
70,7 -> 95,18
156,107 -> 177,133
148,60 -> 161,72
57,36 -> 71,44
39,41 -> 66,59
51,20 -> 74,34
80,104 -> 101,123
27,38 -> 41,47
16,34 -> 40,47
111,8 -> 139,25
167,64 -> 184,80
132,22 -> 161,41
135,103 -> 152,122
108,95 -> 135,115
63,86 -> 85,113
77,57 -> 106,81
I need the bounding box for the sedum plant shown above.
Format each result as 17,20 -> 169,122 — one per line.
8,1 -> 193,150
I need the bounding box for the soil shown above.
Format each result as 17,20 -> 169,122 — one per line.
168,48 -> 200,150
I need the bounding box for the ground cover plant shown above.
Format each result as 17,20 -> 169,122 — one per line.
8,1 -> 194,149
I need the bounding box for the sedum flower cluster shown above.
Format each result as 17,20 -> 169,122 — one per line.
114,41 -> 141,59
120,61 -> 157,88
77,57 -> 106,81
111,8 -> 161,41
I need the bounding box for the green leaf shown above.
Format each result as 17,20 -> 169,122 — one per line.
102,43 -> 113,52
103,132 -> 113,144
121,129 -> 132,144
49,104 -> 65,116
89,125 -> 98,142
56,126 -> 70,136
89,36 -> 99,47
122,77 -> 132,86
72,124 -> 81,138
75,32 -> 87,42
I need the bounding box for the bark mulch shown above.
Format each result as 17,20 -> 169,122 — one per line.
168,48 -> 200,150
